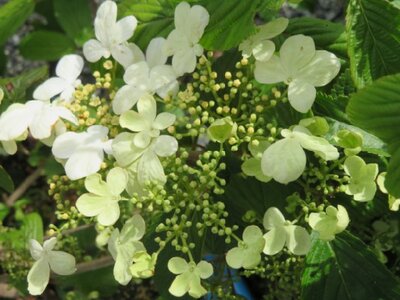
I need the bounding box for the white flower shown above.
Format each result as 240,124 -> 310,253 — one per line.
33,54 -> 84,102
309,205 -> 350,241
83,0 -> 137,68
130,251 -> 157,279
164,1 -> 209,75
113,38 -> 178,114
344,155 -> 378,202
52,125 -> 113,180
168,257 -> 213,298
261,125 -> 339,184
76,167 -> 128,226
113,95 -> 178,187
377,172 -> 400,211
239,18 -> 288,62
226,225 -> 265,269
0,101 -> 77,142
255,34 -> 340,113
263,207 -> 311,255
27,238 -> 76,295
108,215 -> 146,285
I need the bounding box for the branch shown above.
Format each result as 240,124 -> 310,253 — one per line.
74,256 -> 114,274
5,168 -> 44,207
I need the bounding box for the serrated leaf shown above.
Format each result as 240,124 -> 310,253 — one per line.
0,165 -> 14,193
118,0 -> 177,50
285,17 -> 347,58
346,0 -> 400,88
53,0 -> 93,46
200,0 -> 259,50
0,0 -> 35,46
19,30 -> 75,61
301,231 -> 400,300
347,74 -> 400,197
0,65 -> 48,105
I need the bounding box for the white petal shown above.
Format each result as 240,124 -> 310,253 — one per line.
153,112 -> 176,130
137,94 -> 157,124
43,237 -> 57,251
146,37 -> 168,68
168,257 -> 189,274
114,16 -> 137,44
299,50 -> 341,87
0,104 -> 31,140
123,61 -> 150,87
196,261 -> 213,279
120,110 -> 149,132
263,227 -> 286,255
64,148 -> 104,180
48,251 -> 76,275
59,85 -> 76,102
106,167 -> 128,196
174,2 -> 191,31
52,132 -> 84,159
33,77 -> 67,101
288,79 -> 316,113
153,135 -> 178,157
261,138 -> 306,184
97,203 -> 120,226
56,54 -> 84,82
27,101 -> 59,139
186,5 -> 210,43
263,207 -> 285,230
53,106 -> 78,125
294,130 -> 339,161
138,149 -> 166,186
254,55 -> 287,84
27,258 -> 50,296
226,247 -> 244,269
29,239 -> 43,260
172,48 -> 197,75
258,17 -> 289,39
169,274 -> 190,297
128,43 -> 145,63
111,44 -> 136,69
150,65 -> 178,96
120,214 -> 146,241
285,225 -> 311,255
112,85 -> 142,115
2,140 -> 17,155
76,194 -> 111,217
112,132 -> 146,166
253,40 -> 275,62
280,34 -> 315,75
83,39 -> 109,63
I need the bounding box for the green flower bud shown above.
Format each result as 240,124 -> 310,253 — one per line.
299,117 -> 329,136
207,117 -> 237,143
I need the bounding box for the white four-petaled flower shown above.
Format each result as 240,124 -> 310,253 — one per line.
27,238 -> 76,295
164,1 -> 209,75
33,54 -> 84,102
52,125 -> 113,180
255,34 -> 340,113
83,0 -> 138,68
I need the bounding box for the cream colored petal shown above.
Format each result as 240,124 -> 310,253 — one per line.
254,55 -> 287,84
27,258 -> 50,295
288,79 -> 316,113
263,227 -> 286,255
280,34 -> 315,74
48,251 -> 76,275
263,207 -> 286,230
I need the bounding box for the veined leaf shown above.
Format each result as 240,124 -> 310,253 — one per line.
347,74 -> 400,196
19,30 -> 75,61
0,0 -> 35,46
302,231 -> 400,300
21,212 -> 43,243
200,0 -> 259,50
346,0 -> 400,88
0,165 -> 14,193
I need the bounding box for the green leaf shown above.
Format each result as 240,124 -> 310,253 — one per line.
0,65 -> 48,105
200,0 -> 259,50
118,0 -> 177,50
19,30 -> 75,61
53,0 -> 93,46
21,212 -> 43,243
301,231 -> 400,300
285,17 -> 347,58
0,0 -> 35,46
346,0 -> 400,88
0,165 -> 14,193
347,74 -> 400,196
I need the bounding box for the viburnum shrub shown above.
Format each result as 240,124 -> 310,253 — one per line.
1,0 -> 400,299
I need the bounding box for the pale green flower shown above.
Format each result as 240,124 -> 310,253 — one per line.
344,155 -> 378,202
263,207 -> 311,255
309,205 -> 350,241
130,251 -> 157,279
298,117 -> 329,136
261,125 -> 339,184
334,129 -> 363,156
226,225 -> 265,269
239,17 -> 288,62
207,117 -> 237,143
377,172 -> 400,211
168,257 -> 213,298
108,215 -> 146,285
27,238 -> 76,295
255,34 -> 340,113
76,167 -> 128,226
242,138 -> 271,182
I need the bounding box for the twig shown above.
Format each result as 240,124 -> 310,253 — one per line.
5,168 -> 44,207
74,256 -> 114,274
